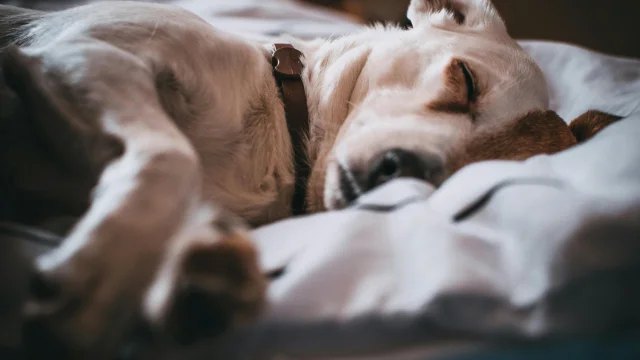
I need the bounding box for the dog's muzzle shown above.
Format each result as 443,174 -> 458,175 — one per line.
339,149 -> 444,204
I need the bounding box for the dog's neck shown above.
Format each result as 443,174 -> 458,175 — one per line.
271,43 -> 311,216
274,35 -> 373,212
256,31 -> 374,213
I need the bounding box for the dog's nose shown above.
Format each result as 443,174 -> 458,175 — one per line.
367,149 -> 443,189
340,149 -> 443,204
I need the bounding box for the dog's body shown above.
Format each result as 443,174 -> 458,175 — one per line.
0,0 -> 619,357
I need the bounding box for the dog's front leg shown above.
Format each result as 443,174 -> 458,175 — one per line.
26,96 -> 202,358
28,129 -> 201,348
12,43 -> 264,358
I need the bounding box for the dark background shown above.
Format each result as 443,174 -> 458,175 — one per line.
305,0 -> 640,59
2,0 -> 639,57
493,0 -> 640,59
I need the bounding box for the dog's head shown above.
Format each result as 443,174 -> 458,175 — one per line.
307,0 -> 609,211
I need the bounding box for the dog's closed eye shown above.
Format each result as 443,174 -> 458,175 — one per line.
457,60 -> 477,104
427,58 -> 478,117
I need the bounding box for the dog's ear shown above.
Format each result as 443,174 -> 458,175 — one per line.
449,110 -> 622,175
568,110 -> 622,143
407,0 -> 504,28
448,110 -> 577,174
475,110 -> 578,160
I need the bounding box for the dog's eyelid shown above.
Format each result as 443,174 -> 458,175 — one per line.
426,60 -> 480,117
457,61 -> 477,104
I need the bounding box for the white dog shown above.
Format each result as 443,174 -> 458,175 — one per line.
0,0 -> 616,357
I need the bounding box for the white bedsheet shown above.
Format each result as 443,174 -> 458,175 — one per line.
174,0 -> 363,39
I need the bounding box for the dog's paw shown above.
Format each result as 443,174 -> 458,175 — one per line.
23,240 -> 162,359
22,208 -> 266,358
143,209 -> 267,346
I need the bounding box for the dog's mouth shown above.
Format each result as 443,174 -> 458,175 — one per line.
338,164 -> 362,207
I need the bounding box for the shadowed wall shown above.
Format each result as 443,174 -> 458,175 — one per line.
306,0 -> 640,58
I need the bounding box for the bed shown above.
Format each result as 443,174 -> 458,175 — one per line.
1,0 -> 640,359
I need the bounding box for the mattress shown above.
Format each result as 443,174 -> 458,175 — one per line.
2,1 -> 640,359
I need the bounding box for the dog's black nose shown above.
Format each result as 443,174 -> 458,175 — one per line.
366,149 -> 443,189
339,149 -> 443,204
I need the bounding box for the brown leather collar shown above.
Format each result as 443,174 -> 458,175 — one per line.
272,43 -> 310,215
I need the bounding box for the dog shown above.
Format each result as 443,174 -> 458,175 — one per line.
0,0 -> 620,358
